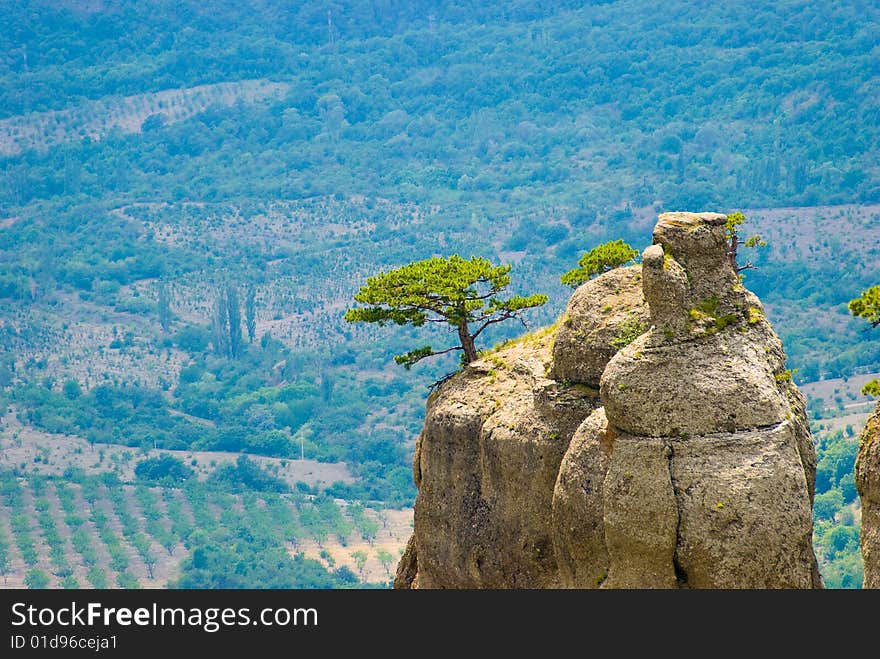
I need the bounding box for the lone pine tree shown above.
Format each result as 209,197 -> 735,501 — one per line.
345,255 -> 547,368
560,239 -> 639,288
725,211 -> 766,273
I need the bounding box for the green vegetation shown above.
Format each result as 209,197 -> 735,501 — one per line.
688,296 -> 739,334
610,315 -> 650,350
0,468 -> 391,589
10,334 -> 417,506
725,212 -> 766,274
0,1 -> 877,589
345,255 -> 546,367
0,531 -> 11,585
849,286 -> 880,328
134,455 -> 196,486
25,568 -> 50,589
747,307 -> 764,325
207,455 -> 287,493
560,240 -> 639,288
849,285 -> 880,395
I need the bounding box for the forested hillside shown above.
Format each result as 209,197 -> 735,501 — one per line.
0,0 -> 877,588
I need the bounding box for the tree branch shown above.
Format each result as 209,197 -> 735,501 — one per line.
394,344 -> 463,369
427,370 -> 460,393
428,344 -> 464,356
403,301 -> 446,315
472,310 -> 519,340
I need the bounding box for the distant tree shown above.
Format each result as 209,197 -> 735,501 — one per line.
0,357 -> 13,388
62,378 -> 81,400
25,568 -> 50,589
311,524 -> 328,548
116,572 -> 140,589
849,285 -> 880,396
376,549 -> 394,577
141,113 -> 165,132
160,532 -> 177,557
141,549 -> 156,580
174,325 -> 210,352
0,538 -> 9,585
320,371 -> 333,402
60,575 -> 79,589
158,280 -> 172,333
334,565 -> 358,585
814,489 -> 844,521
226,284 -> 243,358
134,455 -> 195,485
345,255 -> 547,368
351,550 -> 368,579
207,455 -> 287,493
358,516 -> 379,545
87,566 -> 107,589
245,285 -> 257,344
560,240 -> 639,288
725,212 -> 766,273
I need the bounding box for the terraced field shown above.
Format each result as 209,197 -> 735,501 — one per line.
0,471 -> 410,589
0,79 -> 290,156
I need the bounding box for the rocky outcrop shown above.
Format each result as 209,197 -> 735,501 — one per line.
397,211 -> 821,589
856,403 -> 880,589
410,336 -> 590,588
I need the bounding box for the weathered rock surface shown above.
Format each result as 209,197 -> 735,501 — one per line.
601,435 -> 679,588
410,333 -> 598,588
398,211 -> 821,589
550,408 -> 612,588
856,403 -> 880,589
549,265 -> 648,386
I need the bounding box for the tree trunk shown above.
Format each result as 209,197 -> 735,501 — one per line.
726,234 -> 739,271
458,322 -> 478,364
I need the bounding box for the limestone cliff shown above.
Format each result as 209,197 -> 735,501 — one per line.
395,212 -> 821,589
855,403 -> 880,589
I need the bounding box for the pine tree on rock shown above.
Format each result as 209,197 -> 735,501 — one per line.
345,255 -> 547,368
850,284 -> 880,396
560,240 -> 639,288
850,285 -> 880,328
725,211 -> 766,273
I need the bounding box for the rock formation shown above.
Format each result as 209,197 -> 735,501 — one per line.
396,211 -> 822,589
856,402 -> 880,589
396,266 -> 646,589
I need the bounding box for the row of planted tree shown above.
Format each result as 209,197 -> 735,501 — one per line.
0,469 -> 400,589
